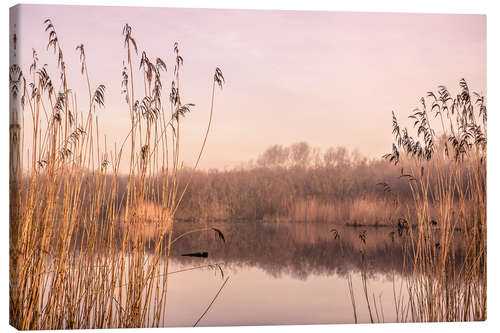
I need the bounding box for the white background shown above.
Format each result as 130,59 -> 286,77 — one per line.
1,1 -> 498,332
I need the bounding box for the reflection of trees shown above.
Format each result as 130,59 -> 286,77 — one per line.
149,222 -> 466,281
70,220 -> 467,282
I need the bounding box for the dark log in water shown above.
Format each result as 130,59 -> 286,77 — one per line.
182,251 -> 209,258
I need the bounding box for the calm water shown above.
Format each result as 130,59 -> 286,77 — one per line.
156,221 -> 410,327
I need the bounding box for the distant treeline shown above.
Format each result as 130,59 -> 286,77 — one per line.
173,143 -> 413,223
27,141 -> 476,225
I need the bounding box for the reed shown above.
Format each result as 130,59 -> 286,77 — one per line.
383,79 -> 487,322
339,80 -> 486,324
9,19 -> 224,329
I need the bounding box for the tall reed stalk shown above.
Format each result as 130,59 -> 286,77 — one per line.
9,20 -> 224,329
384,79 -> 486,322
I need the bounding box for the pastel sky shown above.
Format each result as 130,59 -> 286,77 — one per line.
12,4 -> 486,170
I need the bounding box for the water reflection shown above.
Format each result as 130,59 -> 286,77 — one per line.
115,221 -> 467,326
165,262 -> 401,326
162,221 -> 464,280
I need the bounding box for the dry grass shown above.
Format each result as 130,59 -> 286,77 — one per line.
9,19 -> 224,329
280,198 -> 405,225
346,80 -> 487,323
172,145 -> 414,222
336,80 -> 486,324
393,80 -> 486,322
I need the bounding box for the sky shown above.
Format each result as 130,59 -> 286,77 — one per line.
11,4 -> 486,171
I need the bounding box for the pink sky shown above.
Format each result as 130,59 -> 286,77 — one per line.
11,4 -> 486,170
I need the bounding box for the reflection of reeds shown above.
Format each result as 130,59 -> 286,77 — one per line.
331,229 -> 363,323
333,229 -> 387,324
358,231 -> 375,323
347,274 -> 358,323
9,19 -> 224,329
193,276 -> 230,327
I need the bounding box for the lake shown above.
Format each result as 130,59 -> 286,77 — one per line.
156,221 -> 413,326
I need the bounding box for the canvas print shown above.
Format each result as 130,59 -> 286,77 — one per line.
9,4 -> 486,329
